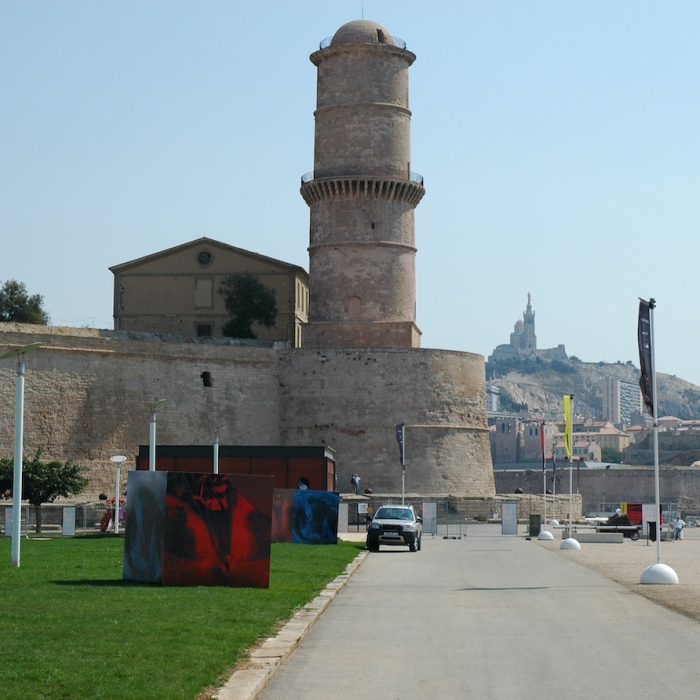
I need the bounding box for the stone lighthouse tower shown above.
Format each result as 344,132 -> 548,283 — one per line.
300,19 -> 424,348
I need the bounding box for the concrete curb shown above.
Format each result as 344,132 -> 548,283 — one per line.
212,549 -> 368,700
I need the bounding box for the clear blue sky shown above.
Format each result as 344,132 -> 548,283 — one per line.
2,2 -> 699,383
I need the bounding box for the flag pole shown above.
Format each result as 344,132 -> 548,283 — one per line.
537,421 -> 554,540
401,424 -> 406,506
639,298 -> 678,584
561,394 -> 580,550
396,423 -> 406,505
542,423 -> 546,524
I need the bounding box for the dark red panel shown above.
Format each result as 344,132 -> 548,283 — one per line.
162,473 -> 271,588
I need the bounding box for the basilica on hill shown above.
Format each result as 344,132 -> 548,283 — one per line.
488,293 -> 567,365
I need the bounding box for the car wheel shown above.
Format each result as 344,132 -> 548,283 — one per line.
630,530 -> 640,541
367,540 -> 379,552
417,536 -> 421,551
409,538 -> 417,552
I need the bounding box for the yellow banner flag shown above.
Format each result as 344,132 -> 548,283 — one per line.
563,394 -> 573,460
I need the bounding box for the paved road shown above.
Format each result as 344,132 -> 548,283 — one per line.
260,525 -> 700,699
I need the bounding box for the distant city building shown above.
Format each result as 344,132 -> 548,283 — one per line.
489,416 -> 555,465
486,383 -> 501,413
519,419 -> 553,462
602,377 -> 643,426
491,415 -> 629,465
490,416 -> 519,464
553,440 -> 602,462
552,422 -> 629,459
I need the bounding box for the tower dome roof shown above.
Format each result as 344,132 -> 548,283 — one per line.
330,19 -> 396,47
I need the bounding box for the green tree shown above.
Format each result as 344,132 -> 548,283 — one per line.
219,272 -> 277,339
0,279 -> 49,324
0,451 -> 87,532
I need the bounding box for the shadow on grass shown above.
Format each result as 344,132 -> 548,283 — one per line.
51,579 -> 159,587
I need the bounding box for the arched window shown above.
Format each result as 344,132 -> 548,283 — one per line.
348,296 -> 362,319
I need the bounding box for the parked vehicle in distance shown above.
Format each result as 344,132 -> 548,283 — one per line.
599,512 -> 641,540
366,505 -> 422,552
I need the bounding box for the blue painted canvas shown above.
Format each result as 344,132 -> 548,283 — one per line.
292,490 -> 339,545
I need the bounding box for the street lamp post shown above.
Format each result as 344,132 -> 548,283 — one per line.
1,342 -> 41,567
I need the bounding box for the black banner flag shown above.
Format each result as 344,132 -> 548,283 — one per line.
638,299 -> 654,416
395,422 -> 405,467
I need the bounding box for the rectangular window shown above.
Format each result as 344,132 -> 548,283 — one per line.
195,279 -> 213,308
196,323 -> 212,337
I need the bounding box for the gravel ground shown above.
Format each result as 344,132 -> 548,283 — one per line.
537,526 -> 700,621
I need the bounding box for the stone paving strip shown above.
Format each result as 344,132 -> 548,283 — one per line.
212,548 -> 368,700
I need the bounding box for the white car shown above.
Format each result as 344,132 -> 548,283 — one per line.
366,505 -> 422,552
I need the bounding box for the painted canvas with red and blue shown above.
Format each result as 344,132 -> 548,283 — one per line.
124,471 -> 272,587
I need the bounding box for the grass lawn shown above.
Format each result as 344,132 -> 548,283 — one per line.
0,536 -> 363,700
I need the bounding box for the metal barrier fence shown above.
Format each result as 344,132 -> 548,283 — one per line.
436,523 -> 468,539
1,502 -> 117,535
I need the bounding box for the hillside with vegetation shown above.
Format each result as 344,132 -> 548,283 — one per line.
487,355 -> 700,420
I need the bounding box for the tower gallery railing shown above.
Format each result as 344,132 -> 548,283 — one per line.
318,35 -> 407,50
301,171 -> 424,186
299,173 -> 425,207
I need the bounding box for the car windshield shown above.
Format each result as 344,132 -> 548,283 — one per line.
375,507 -> 414,521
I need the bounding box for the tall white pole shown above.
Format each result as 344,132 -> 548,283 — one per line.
560,394 -> 580,550
11,357 -> 25,567
110,455 -> 127,536
542,464 -> 547,526
537,425 -> 555,541
568,457 -> 574,532
568,396 -> 574,535
639,298 -> 677,583
1,343 -> 40,567
114,465 -> 121,535
146,399 -> 166,472
213,435 -> 220,474
401,423 -> 406,505
149,412 -> 157,472
649,303 -> 662,566
542,422 -> 547,526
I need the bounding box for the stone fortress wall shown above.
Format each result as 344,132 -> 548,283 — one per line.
0,323 -> 495,499
0,21 -> 496,505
